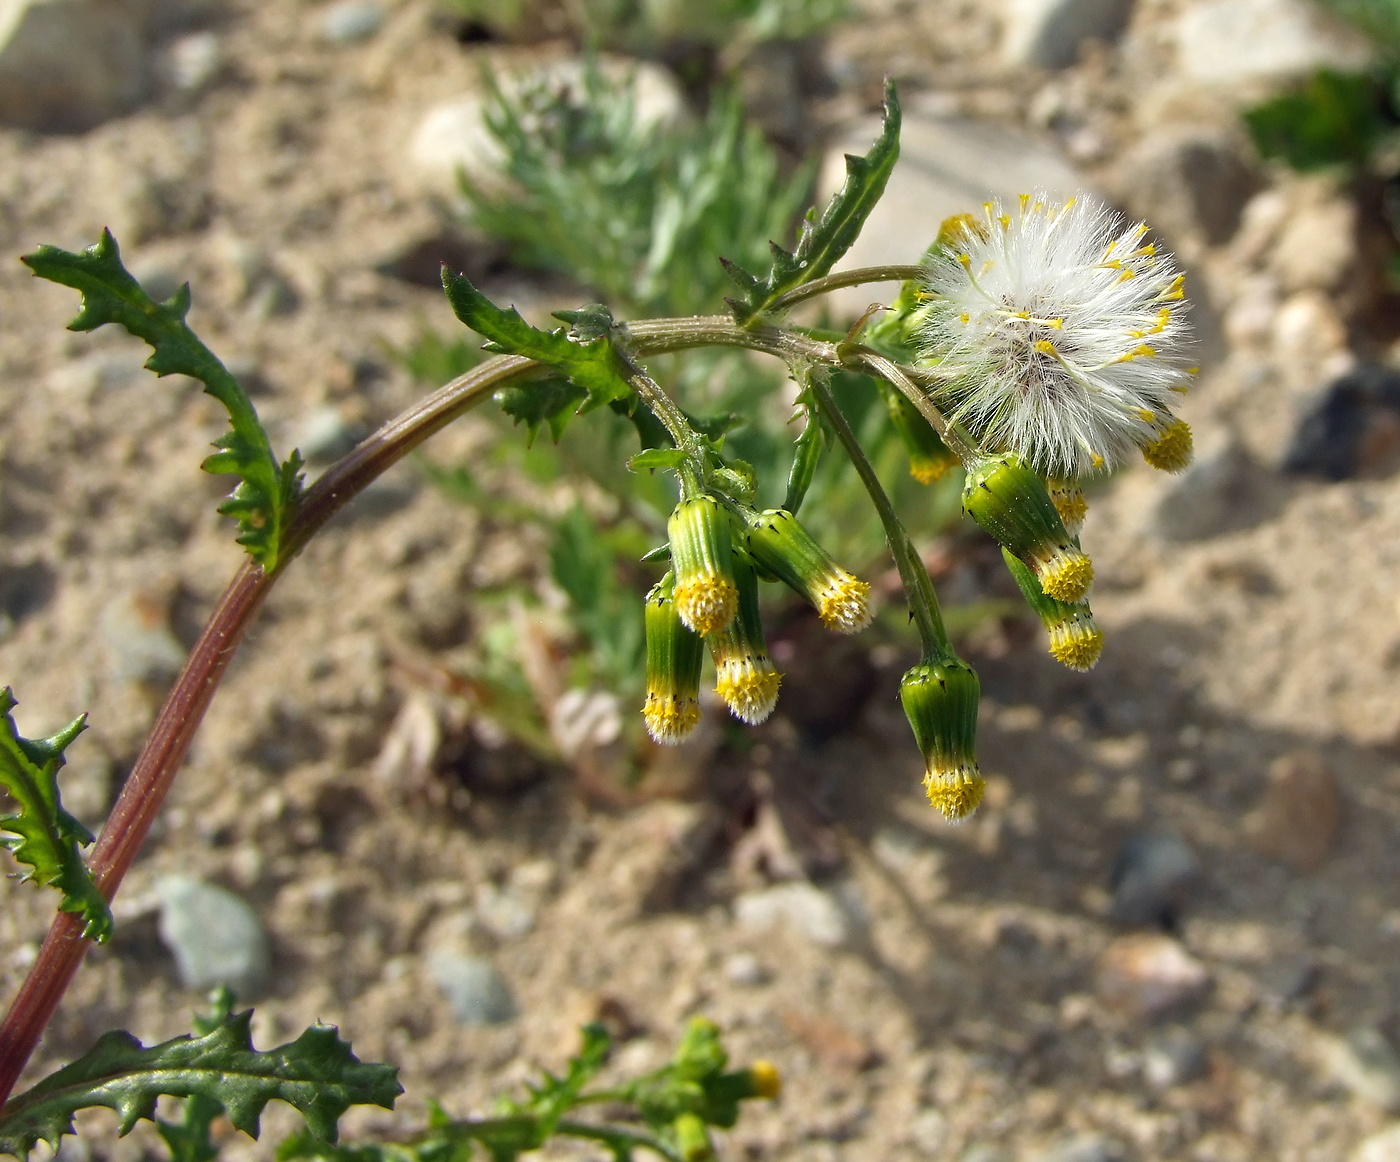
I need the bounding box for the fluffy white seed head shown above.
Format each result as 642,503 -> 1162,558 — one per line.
917,193 -> 1194,478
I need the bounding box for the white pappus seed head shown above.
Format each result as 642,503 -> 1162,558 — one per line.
917,193 -> 1195,478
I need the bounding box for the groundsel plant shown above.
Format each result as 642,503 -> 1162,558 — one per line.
0,82 -> 1195,1158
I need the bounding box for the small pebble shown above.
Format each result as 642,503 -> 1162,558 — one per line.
734,882 -> 849,947
475,882 -> 534,940
320,0 -> 385,43
427,952 -> 517,1025
101,590 -> 186,686
1096,934 -> 1210,1020
166,32 -> 222,93
1109,832 -> 1201,928
1142,1027 -> 1208,1088
724,952 -> 768,986
157,875 -> 271,998
292,405 -> 359,463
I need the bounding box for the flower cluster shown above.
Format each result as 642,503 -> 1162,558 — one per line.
643,499 -> 872,745
917,193 -> 1196,479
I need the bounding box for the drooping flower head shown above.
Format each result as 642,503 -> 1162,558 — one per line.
918,193 -> 1195,479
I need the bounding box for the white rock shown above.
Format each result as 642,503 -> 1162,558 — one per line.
734,881 -> 849,947
320,0 -> 384,44
1269,194 -> 1357,293
1001,0 -> 1135,70
816,97 -> 1082,316
1113,128 -> 1260,248
0,0 -> 149,132
1175,0 -> 1373,89
427,952 -> 518,1025
408,57 -> 685,201
164,31 -> 221,93
1353,1125 -> 1400,1162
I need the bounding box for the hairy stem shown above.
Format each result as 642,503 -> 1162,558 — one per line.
807,372 -> 950,660
852,350 -> 979,465
762,264 -> 925,314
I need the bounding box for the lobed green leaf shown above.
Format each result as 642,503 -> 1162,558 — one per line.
21,231 -> 301,571
0,687 -> 110,942
0,1008 -> 401,1158
441,270 -> 635,419
723,79 -> 901,325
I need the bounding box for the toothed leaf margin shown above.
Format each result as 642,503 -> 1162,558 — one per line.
0,687 -> 110,942
723,80 -> 901,325
21,231 -> 301,571
0,1009 -> 401,1158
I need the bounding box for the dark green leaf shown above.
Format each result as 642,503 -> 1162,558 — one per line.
628,448 -> 689,472
494,376 -> 588,445
441,270 -> 634,412
1244,68 -> 1388,171
21,232 -> 300,571
0,687 -> 110,942
724,79 -> 900,324
0,1009 -> 401,1158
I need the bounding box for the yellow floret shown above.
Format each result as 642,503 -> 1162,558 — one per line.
1140,419 -> 1194,473
815,575 -> 874,635
673,573 -> 737,638
924,764 -> 986,822
747,1060 -> 782,1100
911,457 -> 957,484
1048,617 -> 1104,672
1031,546 -> 1094,603
1047,478 -> 1088,537
714,656 -> 781,724
642,693 -> 701,746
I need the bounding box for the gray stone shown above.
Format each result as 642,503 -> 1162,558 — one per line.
1321,1027 -> 1400,1111
1114,129 -> 1261,247
734,882 -> 849,947
1175,0 -> 1373,89
1109,832 -> 1200,928
0,0 -> 149,132
1353,1125 -> 1400,1162
320,0 -> 384,44
157,875 -> 271,998
292,406 -> 359,463
1032,1134 -> 1123,1162
127,256 -> 185,306
407,57 -> 685,201
1002,0 -> 1135,70
816,99 -> 1081,316
427,952 -> 518,1025
101,590 -> 186,685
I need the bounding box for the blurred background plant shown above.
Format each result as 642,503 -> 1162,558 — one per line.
1243,0 -> 1400,287
392,49 -> 971,784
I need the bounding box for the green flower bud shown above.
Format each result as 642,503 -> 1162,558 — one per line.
643,574 -> 706,745
962,454 -> 1092,602
673,1113 -> 713,1162
708,556 -> 781,725
900,657 -> 983,821
668,495 -> 738,637
1001,548 -> 1103,672
743,508 -> 873,634
880,382 -> 961,484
